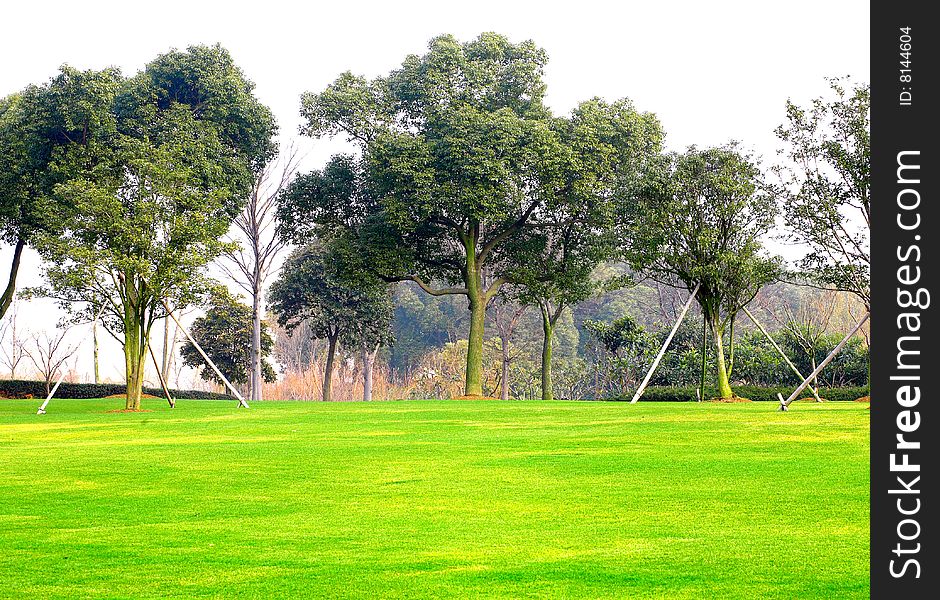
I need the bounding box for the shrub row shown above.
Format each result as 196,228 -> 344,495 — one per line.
598,385 -> 870,403
0,379 -> 234,401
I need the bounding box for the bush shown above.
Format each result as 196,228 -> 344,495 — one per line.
595,385 -> 870,402
0,379 -> 234,401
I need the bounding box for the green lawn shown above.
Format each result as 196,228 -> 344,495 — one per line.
0,399 -> 869,599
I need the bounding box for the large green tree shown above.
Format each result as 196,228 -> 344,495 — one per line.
624,146 -> 781,399
0,68 -> 120,319
267,242 -> 393,402
32,45 -> 276,410
511,98 -> 659,400
286,33 -> 657,397
181,289 -> 276,390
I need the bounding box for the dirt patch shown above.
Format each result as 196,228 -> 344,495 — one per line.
796,397 -> 828,402
854,396 -> 870,403
103,393 -> 159,399
105,408 -> 154,413
453,394 -> 500,401
705,396 -> 752,403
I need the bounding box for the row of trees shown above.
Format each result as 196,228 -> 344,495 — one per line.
1,34 -> 869,406
270,34 -> 869,402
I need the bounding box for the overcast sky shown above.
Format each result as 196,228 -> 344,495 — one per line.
0,0 -> 869,387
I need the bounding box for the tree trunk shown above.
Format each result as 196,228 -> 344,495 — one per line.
123,310 -> 148,410
322,333 -> 338,401
362,345 -> 376,402
727,314 -> 735,379
541,313 -> 554,401
250,274 -> 263,402
500,333 -> 510,401
464,285 -> 486,397
0,237 -> 25,321
699,312 -> 708,401
711,321 -> 733,399
93,317 -> 101,384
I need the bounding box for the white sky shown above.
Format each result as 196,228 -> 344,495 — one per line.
0,0 -> 869,386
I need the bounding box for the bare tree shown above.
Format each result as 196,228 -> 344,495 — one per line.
490,297 -> 528,400
218,146 -> 300,402
0,299 -> 29,378
764,290 -> 839,398
26,328 -> 79,395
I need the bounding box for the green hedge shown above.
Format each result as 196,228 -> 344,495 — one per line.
0,379 -> 234,401
600,385 -> 870,403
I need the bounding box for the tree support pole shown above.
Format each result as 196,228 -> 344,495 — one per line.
147,341 -> 175,408
161,300 -> 249,408
630,283 -> 701,404
779,312 -> 870,411
741,306 -> 822,403
37,304 -> 107,415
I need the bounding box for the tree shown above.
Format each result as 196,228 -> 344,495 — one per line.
180,289 -> 276,391
509,98 -> 659,400
624,146 -> 781,399
0,69 -> 117,320
0,299 -> 28,378
31,46 -> 277,410
268,242 -> 392,402
286,34 -> 660,397
772,78 -> 870,308
25,327 -> 79,395
217,146 -> 299,402
585,316 -> 656,398
489,295 -> 528,400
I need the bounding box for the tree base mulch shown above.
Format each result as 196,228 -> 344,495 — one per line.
705,396 -> 752,403
796,397 -> 828,402
105,408 -> 153,413
103,393 -> 159,399
454,394 -> 500,401
854,396 -> 870,403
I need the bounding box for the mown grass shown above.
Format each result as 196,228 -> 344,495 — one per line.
0,399 -> 869,599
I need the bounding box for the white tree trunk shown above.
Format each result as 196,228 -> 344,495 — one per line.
362,345 -> 377,402
250,273 -> 263,402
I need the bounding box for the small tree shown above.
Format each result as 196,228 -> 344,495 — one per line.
585,316 -> 656,398
25,328 -> 79,395
772,78 -> 870,308
0,299 -> 29,378
624,146 -> 781,399
268,242 -> 392,401
180,289 -> 276,392
489,295 -> 528,400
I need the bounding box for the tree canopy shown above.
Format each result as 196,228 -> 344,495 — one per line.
623,145 -> 781,399
268,241 -> 393,401
283,33 -> 660,396
30,45 -> 277,409
772,78 -> 870,308
181,289 -> 276,388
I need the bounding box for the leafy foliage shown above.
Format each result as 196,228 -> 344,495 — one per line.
623,145 -> 782,397
772,79 -> 870,306
27,45 -> 276,409
181,289 -> 276,387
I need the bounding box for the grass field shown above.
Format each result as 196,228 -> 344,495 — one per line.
0,399 -> 869,599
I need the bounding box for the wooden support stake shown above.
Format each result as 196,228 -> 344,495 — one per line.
781,312 -> 870,410
741,306 -> 822,403
162,300 -> 249,408
147,341 -> 175,408
630,283 -> 701,404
